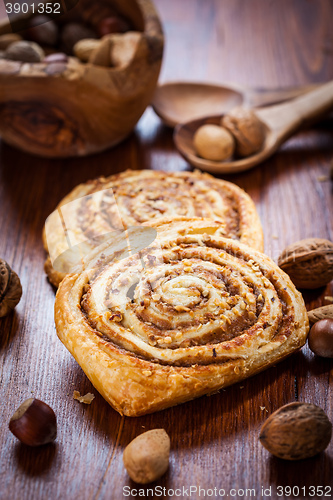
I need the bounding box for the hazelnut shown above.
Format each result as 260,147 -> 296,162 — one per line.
193,124 -> 235,161
221,107 -> 266,157
260,402 -> 332,460
0,33 -> 23,51
5,41 -> 45,63
123,429 -> 170,484
308,319 -> 333,358
61,23 -> 97,55
97,16 -> 130,37
9,398 -> 57,446
27,15 -> 59,46
0,259 -> 22,318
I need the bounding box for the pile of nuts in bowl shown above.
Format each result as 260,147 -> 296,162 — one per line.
0,7 -> 141,68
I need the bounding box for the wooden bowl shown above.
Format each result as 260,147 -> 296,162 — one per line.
0,0 -> 163,157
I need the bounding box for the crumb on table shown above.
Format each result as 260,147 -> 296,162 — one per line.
73,390 -> 95,404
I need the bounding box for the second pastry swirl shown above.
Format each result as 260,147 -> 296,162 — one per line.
44,169 -> 263,286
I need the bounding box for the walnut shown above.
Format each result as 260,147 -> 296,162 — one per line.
5,41 -> 45,63
259,402 -> 332,460
278,238 -> 333,289
221,107 -> 266,157
0,259 -> 22,317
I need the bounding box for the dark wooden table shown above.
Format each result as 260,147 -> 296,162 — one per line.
1,1 -> 333,499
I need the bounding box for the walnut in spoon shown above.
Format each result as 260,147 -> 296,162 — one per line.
221,107 -> 266,157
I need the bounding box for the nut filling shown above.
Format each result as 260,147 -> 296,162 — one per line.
77,221 -> 305,367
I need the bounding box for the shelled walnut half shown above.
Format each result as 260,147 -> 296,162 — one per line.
0,259 -> 22,317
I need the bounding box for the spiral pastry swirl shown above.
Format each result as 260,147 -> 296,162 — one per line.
44,169 -> 263,286
55,218 -> 308,416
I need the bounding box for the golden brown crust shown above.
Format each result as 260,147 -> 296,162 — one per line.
44,257 -> 66,288
44,169 -> 263,286
54,218 -> 308,416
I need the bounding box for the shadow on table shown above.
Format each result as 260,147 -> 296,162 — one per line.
124,471 -> 174,499
268,452 -> 333,490
57,356 -> 124,442
13,442 -> 59,477
299,349 -> 333,377
0,311 -> 20,350
59,349 -> 307,450
219,128 -> 333,187
301,286 -> 328,305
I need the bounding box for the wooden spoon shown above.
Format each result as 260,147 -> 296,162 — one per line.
174,80 -> 333,174
152,81 -> 317,128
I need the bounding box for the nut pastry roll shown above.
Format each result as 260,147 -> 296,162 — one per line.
44,169 -> 263,287
55,218 -> 309,416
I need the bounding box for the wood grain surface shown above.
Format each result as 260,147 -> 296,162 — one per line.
0,1 -> 333,499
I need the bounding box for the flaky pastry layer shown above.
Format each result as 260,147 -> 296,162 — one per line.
55,218 -> 308,416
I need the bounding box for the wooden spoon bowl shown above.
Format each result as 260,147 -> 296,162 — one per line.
174,81 -> 333,174
0,0 -> 163,158
152,82 -> 243,128
174,115 -> 273,174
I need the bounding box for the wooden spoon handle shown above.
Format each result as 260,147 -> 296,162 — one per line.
256,80 -> 333,139
291,80 -> 333,125
245,84 -> 318,107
